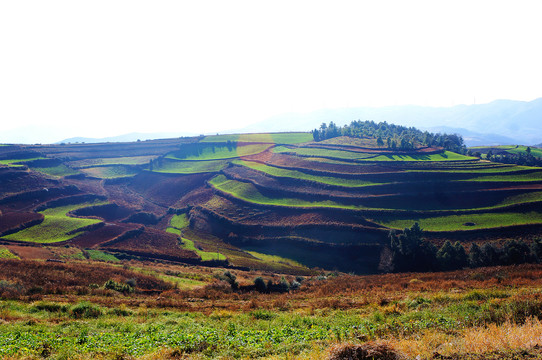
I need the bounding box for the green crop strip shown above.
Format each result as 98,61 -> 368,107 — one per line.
208,175 -> 365,210
152,159 -> 227,174
363,151 -> 476,162
2,202 -> 106,243
463,171 -> 542,182
507,145 -> 542,157
69,156 -> 156,168
246,251 -> 307,269
166,143 -> 270,161
167,214 -> 226,261
0,247 -> 19,259
85,250 -> 120,262
233,160 -> 381,187
0,157 -> 45,166
273,146 -> 376,160
80,166 -> 140,179
30,164 -> 79,177
375,211 -> 542,231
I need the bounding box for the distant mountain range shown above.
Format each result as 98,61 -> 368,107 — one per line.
57,132 -> 196,144
240,98 -> 542,147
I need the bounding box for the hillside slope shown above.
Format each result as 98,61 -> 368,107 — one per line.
1,132 -> 541,273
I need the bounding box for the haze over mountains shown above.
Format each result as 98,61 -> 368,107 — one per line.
2,98 -> 541,146
241,98 -> 542,147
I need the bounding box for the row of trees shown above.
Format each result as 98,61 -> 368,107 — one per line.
485,147 -> 542,167
312,120 -> 466,153
389,223 -> 542,272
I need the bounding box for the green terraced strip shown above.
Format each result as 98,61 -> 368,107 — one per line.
375,211 -> 542,231
0,247 -> 19,259
246,250 -> 307,268
507,145 -> 542,157
2,202 -> 106,243
30,164 -> 79,177
167,214 -> 225,261
70,156 -> 156,168
233,160 -> 382,187
273,146 -> 376,160
201,132 -> 312,144
463,171 -> 542,182
0,157 -> 45,165
85,250 -> 120,262
80,165 -> 140,179
166,143 -> 270,161
170,213 -> 190,230
152,159 -> 227,174
363,151 -> 476,162
209,175 -> 365,210
406,165 -> 536,174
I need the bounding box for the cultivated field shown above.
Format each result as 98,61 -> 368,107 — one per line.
1,133 -> 541,273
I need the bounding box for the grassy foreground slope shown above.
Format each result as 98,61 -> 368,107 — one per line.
2,259 -> 542,359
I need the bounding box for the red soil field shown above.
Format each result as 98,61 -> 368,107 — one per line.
70,222 -> 140,248
244,151 -> 399,175
102,227 -> 199,261
127,171 -> 214,207
0,212 -> 43,235
4,245 -> 56,260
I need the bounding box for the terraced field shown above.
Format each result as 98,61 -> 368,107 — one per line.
1,133 -> 541,273
2,201 -> 106,243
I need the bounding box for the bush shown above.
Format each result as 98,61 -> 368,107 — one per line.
103,279 -> 134,294
222,271 -> 239,291
70,302 -> 102,319
327,342 -> 403,360
254,277 -> 267,293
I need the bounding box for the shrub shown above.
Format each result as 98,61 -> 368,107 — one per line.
103,279 -> 134,294
254,277 -> 267,293
327,342 -> 403,360
222,271 -> 239,291
69,302 -> 102,319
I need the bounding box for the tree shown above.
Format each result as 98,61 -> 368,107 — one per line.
376,136 -> 384,148
254,277 -> 267,293
468,243 -> 483,268
389,223 -> 436,272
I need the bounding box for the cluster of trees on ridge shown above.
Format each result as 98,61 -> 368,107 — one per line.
312,120 -> 466,153
389,223 -> 542,272
469,147 -> 542,167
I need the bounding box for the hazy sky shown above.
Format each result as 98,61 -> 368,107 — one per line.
1,0 -> 541,142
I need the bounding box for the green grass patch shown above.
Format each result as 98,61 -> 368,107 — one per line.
85,250 -> 120,262
246,251 -> 307,268
167,143 -> 270,161
365,151 -> 476,162
80,165 -> 140,179
233,160 -> 381,187
69,156 -> 157,168
166,215 -> 226,261
179,234 -> 226,261
375,212 -> 542,231
0,157 -> 45,166
201,132 -> 312,144
152,159 -> 227,174
0,247 -> 19,259
273,146 -> 375,160
406,164 -> 535,174
464,171 -> 542,182
170,214 -> 189,230
30,164 -> 79,177
209,175 -> 364,210
507,145 -> 542,157
2,202 -> 106,243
